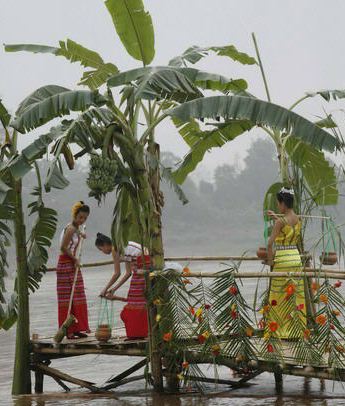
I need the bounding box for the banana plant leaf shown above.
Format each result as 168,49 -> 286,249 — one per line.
168,95 -> 341,153
306,89 -> 345,102
12,85 -> 106,133
135,69 -> 203,102
173,119 -> 253,184
169,44 -> 257,67
0,99 -> 11,129
108,65 -> 248,93
44,160 -> 70,192
5,40 -> 118,90
285,137 -> 338,205
105,0 -> 155,65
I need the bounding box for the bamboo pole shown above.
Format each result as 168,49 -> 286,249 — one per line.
156,270 -> 345,279
45,254 -> 317,272
35,363 -> 99,392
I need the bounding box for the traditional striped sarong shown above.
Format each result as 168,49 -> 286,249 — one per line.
120,255 -> 150,338
268,246 -> 306,339
56,254 -> 90,335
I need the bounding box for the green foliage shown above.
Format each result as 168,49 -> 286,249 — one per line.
105,0 -> 155,65
285,137 -> 338,205
168,95 -> 341,153
27,177 -> 58,292
172,118 -> 253,184
5,41 -> 119,91
12,85 -> 107,133
169,45 -> 257,67
108,65 -> 248,94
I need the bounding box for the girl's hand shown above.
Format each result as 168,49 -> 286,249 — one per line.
266,210 -> 276,218
80,232 -> 87,239
99,288 -> 108,297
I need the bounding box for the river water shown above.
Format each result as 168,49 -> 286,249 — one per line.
1,262 -> 345,405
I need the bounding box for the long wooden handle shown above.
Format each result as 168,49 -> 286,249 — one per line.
66,226 -> 86,318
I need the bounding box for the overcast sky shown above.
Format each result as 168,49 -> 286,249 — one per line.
1,0 -> 345,180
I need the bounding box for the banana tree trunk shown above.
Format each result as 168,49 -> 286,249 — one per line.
146,142 -> 165,391
12,179 -> 31,395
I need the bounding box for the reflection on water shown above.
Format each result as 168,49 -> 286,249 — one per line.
1,263 -> 345,405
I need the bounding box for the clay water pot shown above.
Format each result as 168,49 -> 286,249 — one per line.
95,324 -> 112,342
256,247 -> 267,260
320,252 -> 337,266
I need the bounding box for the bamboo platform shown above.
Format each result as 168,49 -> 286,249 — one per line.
29,331 -> 345,394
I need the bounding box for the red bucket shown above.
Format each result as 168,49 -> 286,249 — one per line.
120,305 -> 148,339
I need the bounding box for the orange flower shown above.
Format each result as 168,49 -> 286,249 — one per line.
336,345 -> 345,353
182,361 -> 189,369
163,332 -> 173,342
182,266 -> 191,275
269,321 -> 279,332
304,329 -> 311,340
333,310 -> 341,317
311,281 -> 319,292
189,306 -> 195,315
319,294 -> 328,304
316,314 -> 327,326
182,279 -> 192,285
245,327 -> 254,337
285,284 -> 296,297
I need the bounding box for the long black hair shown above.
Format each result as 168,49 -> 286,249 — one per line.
95,232 -> 112,247
276,189 -> 294,209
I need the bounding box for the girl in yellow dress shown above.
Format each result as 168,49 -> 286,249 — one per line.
266,187 -> 306,339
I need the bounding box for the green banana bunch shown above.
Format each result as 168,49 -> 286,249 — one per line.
87,155 -> 118,201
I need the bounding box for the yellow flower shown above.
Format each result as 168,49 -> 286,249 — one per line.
202,331 -> 210,339
155,314 -> 161,322
195,308 -> 203,318
263,332 -> 271,341
153,298 -> 161,305
231,304 -> 237,311
177,373 -> 184,380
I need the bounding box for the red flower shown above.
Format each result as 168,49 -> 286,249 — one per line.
334,280 -> 342,288
296,303 -> 304,311
269,321 -> 279,332
330,324 -> 335,330
189,306 -> 195,315
267,344 -> 274,353
198,334 -> 206,344
163,332 -> 173,342
304,329 -> 311,340
229,286 -> 238,295
231,310 -> 238,320
182,361 -> 189,369
205,304 -> 211,310
271,300 -> 277,306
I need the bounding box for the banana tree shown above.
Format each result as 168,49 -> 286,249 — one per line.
4,0 -> 342,393
0,99 -> 58,395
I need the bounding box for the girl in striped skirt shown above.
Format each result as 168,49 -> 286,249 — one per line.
95,234 -> 149,338
56,201 -> 91,339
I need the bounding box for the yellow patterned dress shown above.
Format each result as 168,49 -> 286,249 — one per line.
268,218 -> 306,339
